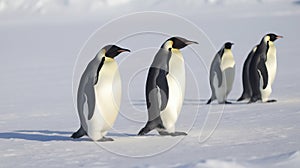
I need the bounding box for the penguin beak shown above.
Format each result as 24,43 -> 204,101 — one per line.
117,48 -> 131,53
276,35 -> 283,39
185,40 -> 198,45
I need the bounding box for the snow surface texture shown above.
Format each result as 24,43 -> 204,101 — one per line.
1,0 -> 300,167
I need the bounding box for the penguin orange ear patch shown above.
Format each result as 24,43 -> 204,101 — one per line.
164,40 -> 173,49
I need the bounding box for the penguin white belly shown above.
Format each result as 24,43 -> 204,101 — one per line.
160,50 -> 185,132
261,45 -> 277,102
215,50 -> 235,103
266,45 -> 277,84
86,58 -> 121,141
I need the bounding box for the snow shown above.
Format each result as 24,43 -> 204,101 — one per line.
1,0 -> 300,167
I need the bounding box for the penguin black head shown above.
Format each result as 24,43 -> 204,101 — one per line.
224,42 -> 234,49
265,33 -> 283,42
102,45 -> 130,58
162,36 -> 198,50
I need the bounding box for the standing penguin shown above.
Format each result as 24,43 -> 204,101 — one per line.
249,33 -> 283,103
71,45 -> 130,141
207,42 -> 235,104
138,37 -> 198,136
237,45 -> 258,101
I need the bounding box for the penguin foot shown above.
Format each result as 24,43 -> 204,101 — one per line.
99,137 -> 114,142
225,101 -> 232,104
266,99 -> 277,103
159,131 -> 187,136
158,131 -> 171,136
71,126 -> 86,139
171,131 -> 188,136
138,127 -> 149,136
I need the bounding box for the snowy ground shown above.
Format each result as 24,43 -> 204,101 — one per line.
1,0 -> 300,167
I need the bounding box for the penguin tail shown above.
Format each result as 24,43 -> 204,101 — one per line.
248,96 -> 259,104
237,95 -> 245,102
206,98 -> 212,104
138,119 -> 165,136
237,91 -> 252,102
138,128 -> 147,136
71,126 -> 87,139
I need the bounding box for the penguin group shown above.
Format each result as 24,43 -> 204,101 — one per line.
238,33 -> 283,103
208,33 -> 282,104
72,33 -> 282,141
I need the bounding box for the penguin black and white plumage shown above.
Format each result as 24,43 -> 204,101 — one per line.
248,33 -> 283,103
71,45 -> 130,141
138,37 -> 198,136
207,42 -> 235,104
237,45 -> 258,101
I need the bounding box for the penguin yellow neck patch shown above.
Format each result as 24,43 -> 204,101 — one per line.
172,48 -> 180,53
105,57 -> 115,62
163,40 -> 173,49
264,36 -> 270,43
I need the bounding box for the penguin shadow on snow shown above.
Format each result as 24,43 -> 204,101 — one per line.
107,132 -> 157,137
130,98 -> 256,106
184,98 -> 249,105
229,99 -> 277,105
131,98 -> 211,106
0,130 -> 89,142
204,99 -> 250,105
184,98 -> 210,106
0,130 -> 159,142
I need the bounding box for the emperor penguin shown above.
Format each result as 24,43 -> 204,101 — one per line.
138,37 -> 198,136
237,45 -> 258,101
249,33 -> 283,103
71,45 -> 130,141
207,42 -> 235,104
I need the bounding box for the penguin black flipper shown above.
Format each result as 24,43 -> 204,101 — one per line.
83,57 -> 105,120
157,69 -> 169,111
216,64 -> 223,88
258,59 -> 269,89
85,84 -> 96,120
